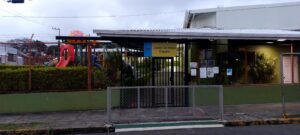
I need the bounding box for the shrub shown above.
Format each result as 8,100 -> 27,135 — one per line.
249,53 -> 277,83
0,65 -> 42,70
0,66 -> 108,93
0,68 -> 28,92
31,67 -> 88,90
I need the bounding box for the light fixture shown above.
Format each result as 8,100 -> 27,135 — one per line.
277,39 -> 286,42
266,41 -> 274,44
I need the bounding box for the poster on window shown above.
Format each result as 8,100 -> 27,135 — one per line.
191,69 -> 197,76
213,67 -> 219,74
207,67 -> 214,78
200,67 -> 207,78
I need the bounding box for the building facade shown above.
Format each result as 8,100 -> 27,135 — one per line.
184,2 -> 300,30
0,45 -> 23,65
183,2 -> 300,84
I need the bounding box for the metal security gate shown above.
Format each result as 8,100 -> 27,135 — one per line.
120,43 -> 188,108
152,58 -> 174,86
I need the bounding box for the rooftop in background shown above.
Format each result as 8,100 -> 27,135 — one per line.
184,1 -> 300,30
94,28 -> 300,41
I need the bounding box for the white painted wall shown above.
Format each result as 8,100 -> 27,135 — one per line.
216,5 -> 300,30
0,46 -> 21,65
191,12 -> 216,28
189,3 -> 300,30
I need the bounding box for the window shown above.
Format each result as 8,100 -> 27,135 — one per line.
8,53 -> 16,62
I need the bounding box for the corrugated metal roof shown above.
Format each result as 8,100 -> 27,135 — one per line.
188,1 -> 300,14
93,28 -> 300,40
184,2 -> 300,28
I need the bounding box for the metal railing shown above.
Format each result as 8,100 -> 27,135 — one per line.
107,85 -> 223,124
280,53 -> 300,117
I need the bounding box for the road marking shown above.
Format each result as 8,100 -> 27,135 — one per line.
115,120 -> 218,126
116,124 -> 224,132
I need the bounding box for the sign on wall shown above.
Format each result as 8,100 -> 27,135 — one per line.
213,67 -> 219,74
227,68 -> 233,76
207,67 -> 214,78
190,62 -> 198,68
144,42 -> 177,57
200,68 -> 207,78
191,69 -> 197,76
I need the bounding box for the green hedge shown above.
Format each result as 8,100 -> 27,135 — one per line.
0,68 -> 28,92
0,66 -> 107,93
0,65 -> 42,70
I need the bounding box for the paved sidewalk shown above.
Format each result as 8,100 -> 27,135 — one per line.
0,110 -> 107,130
0,103 -> 299,134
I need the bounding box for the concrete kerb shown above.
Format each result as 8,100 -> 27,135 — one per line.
224,118 -> 300,127
0,125 -> 115,135
1,118 -> 300,134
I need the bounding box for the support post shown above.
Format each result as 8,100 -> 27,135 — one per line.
280,54 -> 286,117
87,41 -> 92,90
244,48 -> 248,83
165,87 -> 168,118
192,86 -> 195,116
219,85 -> 224,121
137,88 -> 140,109
28,34 -> 34,91
291,43 -> 294,83
184,43 -> 190,106
107,87 -> 112,123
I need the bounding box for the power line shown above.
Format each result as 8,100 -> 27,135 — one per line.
0,10 -> 185,19
0,7 -> 55,28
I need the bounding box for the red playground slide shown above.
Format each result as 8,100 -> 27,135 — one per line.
56,44 -> 75,68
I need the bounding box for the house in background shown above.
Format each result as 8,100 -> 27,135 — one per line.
0,45 -> 24,65
183,1 -> 300,84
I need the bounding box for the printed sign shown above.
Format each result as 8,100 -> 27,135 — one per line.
144,42 -> 152,57
200,68 -> 207,78
207,67 -> 214,78
190,62 -> 198,68
213,67 -> 219,74
191,69 -> 197,76
227,68 -> 233,76
144,42 -> 177,57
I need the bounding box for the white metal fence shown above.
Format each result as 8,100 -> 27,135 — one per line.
280,53 -> 300,117
106,85 -> 223,124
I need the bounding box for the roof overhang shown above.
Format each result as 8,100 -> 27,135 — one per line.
93,28 -> 300,42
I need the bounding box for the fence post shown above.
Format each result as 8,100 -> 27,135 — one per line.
192,86 -> 195,116
107,87 -> 112,123
165,87 -> 168,118
219,85 -> 224,121
137,88 -> 140,110
280,54 -> 286,117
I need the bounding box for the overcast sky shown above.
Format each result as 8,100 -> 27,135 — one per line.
0,0 -> 299,42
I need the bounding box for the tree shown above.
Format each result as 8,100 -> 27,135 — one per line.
7,38 -> 47,56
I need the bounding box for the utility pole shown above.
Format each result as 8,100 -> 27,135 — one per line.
28,34 -> 34,91
52,27 -> 61,57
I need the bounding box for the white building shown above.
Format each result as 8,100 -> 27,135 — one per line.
184,1 -> 300,30
183,1 -> 300,84
0,45 -> 23,65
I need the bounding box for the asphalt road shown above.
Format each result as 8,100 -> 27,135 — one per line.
75,124 -> 300,135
